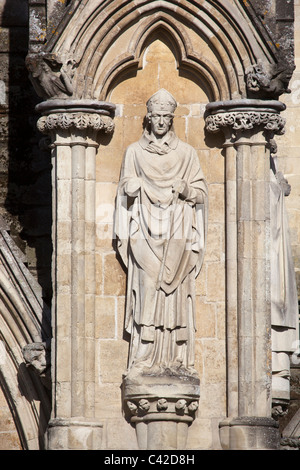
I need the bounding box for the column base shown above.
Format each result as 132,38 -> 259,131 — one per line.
219,416 -> 280,450
46,417 -> 103,450
123,370 -> 200,450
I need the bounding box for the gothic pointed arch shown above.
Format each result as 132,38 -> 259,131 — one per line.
97,20 -> 224,102
0,222 -> 51,449
27,0 -> 293,103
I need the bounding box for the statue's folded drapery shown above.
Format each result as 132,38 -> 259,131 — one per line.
270,158 -> 299,402
114,130 -> 208,375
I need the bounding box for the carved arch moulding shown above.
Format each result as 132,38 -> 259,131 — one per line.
27,0 -> 295,103
0,220 -> 51,450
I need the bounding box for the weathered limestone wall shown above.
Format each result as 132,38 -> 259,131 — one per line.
0,0 -> 29,235
95,39 -> 226,450
0,0 -> 34,450
0,0 -> 52,305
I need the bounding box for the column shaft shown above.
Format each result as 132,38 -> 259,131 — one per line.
235,132 -> 272,418
84,143 -> 97,419
224,142 -> 238,418
36,100 -> 115,449
205,99 -> 285,450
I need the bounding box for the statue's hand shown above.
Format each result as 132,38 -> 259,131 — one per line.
277,171 -> 291,197
282,180 -> 291,197
172,179 -> 189,199
125,178 -> 141,197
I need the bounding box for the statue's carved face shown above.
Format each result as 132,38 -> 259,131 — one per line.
150,111 -> 173,138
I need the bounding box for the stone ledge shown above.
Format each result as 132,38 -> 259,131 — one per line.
35,99 -> 116,117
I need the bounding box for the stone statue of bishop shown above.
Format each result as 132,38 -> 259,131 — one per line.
115,89 -> 208,379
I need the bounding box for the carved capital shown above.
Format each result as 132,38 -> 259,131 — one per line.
123,373 -> 200,429
205,111 -> 285,135
35,99 -> 116,140
37,112 -> 115,135
125,396 -> 199,422
205,99 -> 286,137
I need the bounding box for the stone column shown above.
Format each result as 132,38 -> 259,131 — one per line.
205,99 -> 286,450
36,100 -> 115,450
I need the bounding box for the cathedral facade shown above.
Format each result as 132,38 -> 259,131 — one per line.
0,0 -> 299,450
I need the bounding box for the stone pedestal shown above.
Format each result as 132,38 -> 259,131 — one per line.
205,99 -> 285,450
36,99 -> 115,450
123,372 -> 200,450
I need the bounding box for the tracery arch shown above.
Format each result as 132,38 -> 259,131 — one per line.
98,21 -> 223,102
40,0 -> 275,102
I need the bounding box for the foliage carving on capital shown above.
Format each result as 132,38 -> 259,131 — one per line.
205,111 -> 286,135
37,112 -> 115,135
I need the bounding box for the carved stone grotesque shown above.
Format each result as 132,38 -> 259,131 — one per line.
245,60 -> 295,100
23,341 -> 51,390
114,89 -> 207,449
26,52 -> 76,100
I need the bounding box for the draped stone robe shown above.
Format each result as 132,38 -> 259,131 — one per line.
270,157 -> 299,402
115,130 -> 208,376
